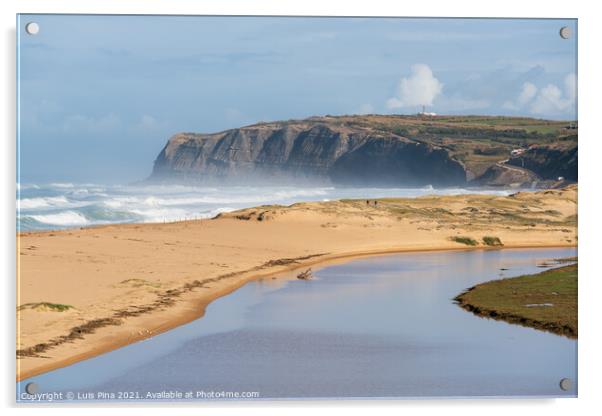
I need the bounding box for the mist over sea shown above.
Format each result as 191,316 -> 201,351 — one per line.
17,183 -> 513,231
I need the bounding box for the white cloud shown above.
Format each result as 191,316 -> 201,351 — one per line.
518,82 -> 538,106
386,64 -> 443,109
530,73 -> 576,115
501,74 -> 576,116
564,73 -> 577,103
502,82 -> 538,110
530,84 -> 565,114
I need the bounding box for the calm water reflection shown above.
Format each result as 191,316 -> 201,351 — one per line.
18,247 -> 577,400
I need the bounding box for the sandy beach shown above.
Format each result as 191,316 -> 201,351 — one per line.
16,185 -> 577,381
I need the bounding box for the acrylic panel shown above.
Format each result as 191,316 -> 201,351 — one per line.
16,14 -> 578,402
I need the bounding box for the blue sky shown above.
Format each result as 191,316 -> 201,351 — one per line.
18,15 -> 577,183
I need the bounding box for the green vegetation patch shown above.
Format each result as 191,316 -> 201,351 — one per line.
482,236 -> 503,246
450,236 -> 478,246
454,264 -> 577,338
18,302 -> 74,312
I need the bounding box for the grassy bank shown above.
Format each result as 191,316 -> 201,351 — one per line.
454,263 -> 577,338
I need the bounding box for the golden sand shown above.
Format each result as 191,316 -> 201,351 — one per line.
17,185 -> 577,380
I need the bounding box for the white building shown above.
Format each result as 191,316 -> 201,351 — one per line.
417,105 -> 436,117
511,148 -> 525,157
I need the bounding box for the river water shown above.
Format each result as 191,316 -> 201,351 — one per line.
17,247 -> 577,401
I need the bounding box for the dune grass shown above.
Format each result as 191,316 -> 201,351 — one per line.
18,302 -> 74,312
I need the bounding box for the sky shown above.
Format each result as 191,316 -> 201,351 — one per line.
17,15 -> 577,183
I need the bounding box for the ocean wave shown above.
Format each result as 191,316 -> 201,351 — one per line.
18,196 -> 71,210
102,188 -> 333,208
16,182 -> 525,231
103,195 -> 260,208
28,211 -> 89,226
126,206 -> 236,223
129,207 -> 189,221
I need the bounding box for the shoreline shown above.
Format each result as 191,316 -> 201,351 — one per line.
18,243 -> 575,382
17,187 -> 577,381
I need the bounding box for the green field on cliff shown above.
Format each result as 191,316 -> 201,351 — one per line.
332,115 -> 577,176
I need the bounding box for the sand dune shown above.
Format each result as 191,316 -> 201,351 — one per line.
16,185 -> 577,380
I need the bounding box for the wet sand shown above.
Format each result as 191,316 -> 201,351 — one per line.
17,185 -> 577,380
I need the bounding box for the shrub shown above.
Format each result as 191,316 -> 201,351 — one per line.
450,236 -> 478,246
482,236 -> 504,246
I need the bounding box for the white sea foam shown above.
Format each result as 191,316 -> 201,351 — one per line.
129,207 -> 189,222
126,205 -> 238,223
16,182 -> 525,231
29,211 -> 89,226
19,196 -> 71,210
104,194 -> 270,208
102,200 -> 123,209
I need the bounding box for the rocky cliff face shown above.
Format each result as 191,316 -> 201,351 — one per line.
471,164 -> 539,187
150,120 -> 468,186
505,143 -> 577,181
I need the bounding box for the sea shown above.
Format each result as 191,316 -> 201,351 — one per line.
17,182 -> 513,232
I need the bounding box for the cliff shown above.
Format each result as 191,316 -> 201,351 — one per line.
471,163 -> 539,187
505,142 -> 577,182
150,119 -> 467,186
149,115 -> 577,187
